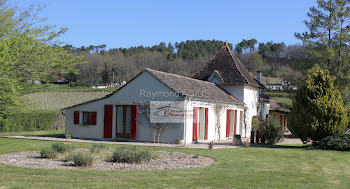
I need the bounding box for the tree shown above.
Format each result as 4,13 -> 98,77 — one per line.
0,1 -> 84,120
288,68 -> 348,143
137,102 -> 167,143
295,0 -> 350,114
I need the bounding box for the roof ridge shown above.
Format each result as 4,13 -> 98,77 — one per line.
223,43 -> 250,85
146,68 -> 218,86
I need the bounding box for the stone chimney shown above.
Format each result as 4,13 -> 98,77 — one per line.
257,71 -> 262,83
257,71 -> 262,94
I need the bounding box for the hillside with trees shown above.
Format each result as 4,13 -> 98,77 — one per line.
61,40 -> 305,86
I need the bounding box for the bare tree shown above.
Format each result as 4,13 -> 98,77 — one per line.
214,104 -> 228,140
137,101 -> 170,143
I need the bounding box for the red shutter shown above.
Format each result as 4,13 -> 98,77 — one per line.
130,105 -> 138,140
234,110 -> 237,135
204,108 -> 208,140
91,112 -> 97,125
226,109 -> 230,137
104,105 -> 113,138
74,111 -> 79,124
192,107 -> 198,141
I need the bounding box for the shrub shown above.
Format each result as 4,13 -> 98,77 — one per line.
51,143 -> 75,153
65,134 -> 72,139
0,110 -> 64,132
90,143 -> 107,153
313,135 -> 350,151
242,141 -> 251,148
111,147 -> 153,164
71,152 -> 94,167
64,152 -> 74,162
258,117 -> 284,145
288,68 -> 348,142
40,147 -> 59,159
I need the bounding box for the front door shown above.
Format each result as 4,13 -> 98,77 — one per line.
104,105 -> 113,138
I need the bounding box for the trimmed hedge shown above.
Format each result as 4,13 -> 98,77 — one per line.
313,135 -> 350,151
0,110 -> 64,132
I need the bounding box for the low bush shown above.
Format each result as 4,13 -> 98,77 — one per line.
51,143 -> 75,153
40,148 -> 59,159
71,152 -> 94,167
257,117 -> 284,145
111,147 -> 154,164
313,135 -> 350,151
90,143 -> 107,153
64,152 -> 74,162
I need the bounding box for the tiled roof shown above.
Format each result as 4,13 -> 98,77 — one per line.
269,100 -> 290,113
62,68 -> 243,110
146,68 -> 242,104
192,42 -> 264,88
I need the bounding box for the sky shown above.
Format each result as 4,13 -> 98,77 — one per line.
12,0 -> 316,49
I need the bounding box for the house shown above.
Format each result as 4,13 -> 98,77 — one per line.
62,43 -> 276,144
269,100 -> 290,133
262,76 -> 297,90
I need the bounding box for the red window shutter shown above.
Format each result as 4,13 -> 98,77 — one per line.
226,109 -> 230,137
104,105 -> 113,138
192,107 -> 198,141
91,112 -> 97,125
130,105 -> 138,140
74,111 -> 79,124
204,108 -> 208,140
234,110 -> 237,135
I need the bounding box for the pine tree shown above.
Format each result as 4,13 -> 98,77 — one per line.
295,0 -> 350,113
288,68 -> 348,142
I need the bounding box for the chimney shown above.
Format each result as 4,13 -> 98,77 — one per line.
257,71 -> 262,94
257,71 -> 262,83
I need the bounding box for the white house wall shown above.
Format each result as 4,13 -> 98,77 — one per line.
220,84 -> 259,138
64,71 -> 184,143
183,100 -> 243,144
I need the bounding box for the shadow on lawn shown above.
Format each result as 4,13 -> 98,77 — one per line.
33,134 -> 66,138
250,144 -> 312,149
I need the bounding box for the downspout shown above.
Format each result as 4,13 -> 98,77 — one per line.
183,97 -> 190,145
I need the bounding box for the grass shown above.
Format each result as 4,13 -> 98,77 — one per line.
264,91 -> 293,106
21,84 -> 120,110
24,91 -> 113,110
27,84 -> 119,93
1,138 -> 350,188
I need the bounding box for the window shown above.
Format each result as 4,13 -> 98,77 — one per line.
83,112 -> 91,124
80,111 -> 97,125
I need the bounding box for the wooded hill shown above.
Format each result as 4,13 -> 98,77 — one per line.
61,40 -> 305,85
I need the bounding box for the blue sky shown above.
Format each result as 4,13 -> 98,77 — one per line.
13,0 -> 316,49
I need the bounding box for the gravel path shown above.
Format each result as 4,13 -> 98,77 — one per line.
0,150 -> 214,170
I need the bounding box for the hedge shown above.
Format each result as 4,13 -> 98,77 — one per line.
0,110 -> 64,132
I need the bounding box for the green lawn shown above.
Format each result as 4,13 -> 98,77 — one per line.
0,138 -> 350,188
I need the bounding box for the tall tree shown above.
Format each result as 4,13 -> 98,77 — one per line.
295,0 -> 350,112
0,1 -> 84,118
